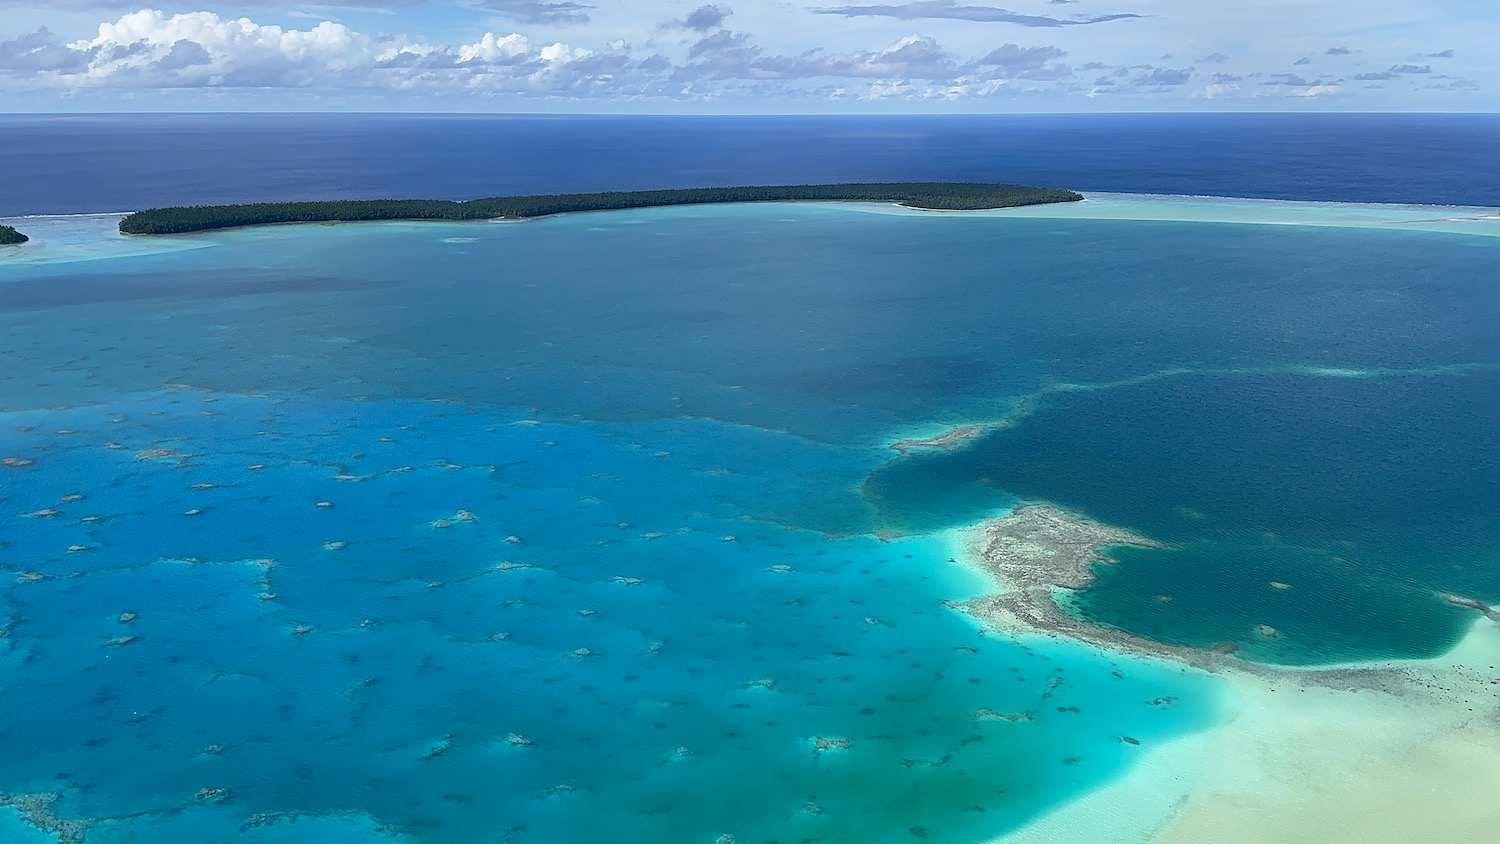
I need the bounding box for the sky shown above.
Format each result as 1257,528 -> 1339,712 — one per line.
0,1 -> 1495,112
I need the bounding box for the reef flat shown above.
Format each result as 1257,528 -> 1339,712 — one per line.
114,183 -> 1082,235
890,424 -> 991,454
955,503 -> 1499,671
954,504 -> 1225,666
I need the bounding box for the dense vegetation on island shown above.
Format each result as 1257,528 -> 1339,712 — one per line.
117,183 -> 1084,235
0,225 -> 27,245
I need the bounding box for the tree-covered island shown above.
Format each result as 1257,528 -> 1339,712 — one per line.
117,183 -> 1084,235
0,225 -> 28,245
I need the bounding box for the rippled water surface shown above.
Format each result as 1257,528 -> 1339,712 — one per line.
4,200 -> 1498,840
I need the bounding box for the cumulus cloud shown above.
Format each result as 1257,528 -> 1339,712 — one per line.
0,27 -> 91,73
457,32 -> 531,63
17,0 -> 427,7
813,1 -> 1140,27
33,0 -> 602,22
40,0 -> 591,20
1134,66 -> 1192,87
57,10 -> 377,87
0,5 -> 1472,106
0,10 -> 622,93
975,43 -> 1070,79
978,43 -> 1061,66
670,4 -> 733,31
1325,46 -> 1352,56
1353,63 -> 1431,81
2,9 -> 957,99
156,39 -> 213,70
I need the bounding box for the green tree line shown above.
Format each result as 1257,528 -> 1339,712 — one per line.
0,225 -> 28,245
117,183 -> 1084,235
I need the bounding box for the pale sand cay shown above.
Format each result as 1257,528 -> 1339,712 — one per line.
1146,619 -> 1500,844
956,505 -> 1500,844
999,619 -> 1500,844
838,192 -> 1500,238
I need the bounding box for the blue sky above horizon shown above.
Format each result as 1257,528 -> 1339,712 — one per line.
0,1 -> 1495,112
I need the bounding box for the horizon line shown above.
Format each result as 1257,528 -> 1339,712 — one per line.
3,109 -> 1500,118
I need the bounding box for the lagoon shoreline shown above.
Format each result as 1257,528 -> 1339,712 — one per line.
7,192 -> 1500,269
949,502 -> 1500,844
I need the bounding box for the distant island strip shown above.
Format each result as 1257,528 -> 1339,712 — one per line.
0,225 -> 28,245
116,183 -> 1084,235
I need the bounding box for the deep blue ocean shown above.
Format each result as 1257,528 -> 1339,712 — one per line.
4,113 -> 1500,215
2,114 -> 1499,842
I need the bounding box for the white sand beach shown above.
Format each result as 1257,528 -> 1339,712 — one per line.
1147,617 -> 1500,844
947,505 -> 1500,844
995,611 -> 1500,844
846,192 -> 1500,238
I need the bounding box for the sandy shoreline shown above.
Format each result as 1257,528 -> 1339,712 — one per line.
9,193 -> 1500,271
1145,618 -> 1500,844
845,192 -> 1500,238
992,619 -> 1500,844
954,503 -> 1500,844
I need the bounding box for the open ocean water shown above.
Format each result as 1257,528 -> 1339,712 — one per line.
2,114 -> 1499,842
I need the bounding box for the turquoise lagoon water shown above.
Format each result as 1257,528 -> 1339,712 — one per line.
2,199 -> 1497,841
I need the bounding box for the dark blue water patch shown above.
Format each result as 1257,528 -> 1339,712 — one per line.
865,369 -> 1500,662
3,113 -> 1499,216
1068,543 -> 1471,665
9,213 -> 1500,457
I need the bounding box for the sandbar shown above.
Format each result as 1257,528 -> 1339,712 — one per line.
847,192 -> 1500,238
890,423 -> 990,453
958,504 -> 1500,844
1146,618 -> 1500,844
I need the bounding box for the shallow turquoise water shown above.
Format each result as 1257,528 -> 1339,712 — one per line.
4,201 -> 1497,839
0,390 -> 1212,842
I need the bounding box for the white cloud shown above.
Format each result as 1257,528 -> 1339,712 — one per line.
539,41 -> 590,63
458,31 -> 530,63
0,2 -> 1492,107
1296,83 -> 1339,97
50,10 -> 379,86
3,10 -> 614,92
74,10 -> 360,60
